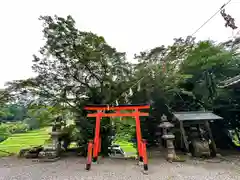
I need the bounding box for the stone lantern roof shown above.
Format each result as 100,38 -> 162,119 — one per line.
158,121 -> 174,128
162,134 -> 175,139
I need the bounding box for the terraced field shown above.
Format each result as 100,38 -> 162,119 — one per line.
0,128 -> 50,156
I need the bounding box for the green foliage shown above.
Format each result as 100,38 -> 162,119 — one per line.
0,104 -> 27,122
0,122 -> 30,143
23,118 -> 40,130
5,15 -> 133,155
61,124 -> 81,149
0,89 -> 12,105
131,37 -> 240,145
114,117 -> 135,142
0,125 -> 10,142
27,105 -> 65,127
0,122 -> 29,134
3,14 -> 240,150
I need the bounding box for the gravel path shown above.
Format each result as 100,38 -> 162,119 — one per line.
0,156 -> 239,180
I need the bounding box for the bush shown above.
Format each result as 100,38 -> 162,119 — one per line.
61,124 -> 81,149
0,123 -> 10,142
8,122 -> 29,134
0,123 -> 10,133
114,119 -> 136,142
23,118 -> 40,130
0,122 -> 31,143
0,122 -> 29,135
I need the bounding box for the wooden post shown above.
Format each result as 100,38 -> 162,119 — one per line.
179,121 -> 189,152
204,120 -> 217,157
98,137 -> 101,153
86,140 -> 93,170
142,139 -> 148,171
135,109 -> 143,162
93,112 -> 101,162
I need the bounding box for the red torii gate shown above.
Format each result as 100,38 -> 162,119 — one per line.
84,104 -> 150,172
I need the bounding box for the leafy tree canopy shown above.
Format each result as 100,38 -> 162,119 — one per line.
3,15 -> 240,149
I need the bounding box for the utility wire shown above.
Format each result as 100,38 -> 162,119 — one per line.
191,0 -> 232,36
109,0 -> 233,106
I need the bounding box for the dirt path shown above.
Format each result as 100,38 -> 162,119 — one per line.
0,156 -> 239,180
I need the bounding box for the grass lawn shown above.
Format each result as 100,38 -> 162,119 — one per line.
0,127 -> 50,157
114,140 -> 137,155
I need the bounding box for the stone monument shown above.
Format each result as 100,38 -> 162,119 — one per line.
159,114 -> 176,162
38,116 -> 65,160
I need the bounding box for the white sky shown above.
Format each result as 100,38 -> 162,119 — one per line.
0,0 -> 240,88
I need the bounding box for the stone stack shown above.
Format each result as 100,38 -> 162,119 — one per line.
159,114 -> 176,162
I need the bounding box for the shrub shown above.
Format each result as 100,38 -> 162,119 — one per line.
0,123 -> 10,142
0,123 -> 10,133
0,122 -> 31,143
0,122 -> 29,135
61,124 -> 81,149
23,118 -> 40,130
8,122 -> 29,134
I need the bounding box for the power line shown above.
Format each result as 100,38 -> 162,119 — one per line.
109,0 -> 233,106
191,0 -> 232,36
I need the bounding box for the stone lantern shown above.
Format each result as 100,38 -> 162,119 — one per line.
159,114 -> 176,162
38,116 -> 65,160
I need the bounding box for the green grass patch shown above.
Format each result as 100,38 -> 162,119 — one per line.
0,127 -> 50,157
114,140 -> 137,154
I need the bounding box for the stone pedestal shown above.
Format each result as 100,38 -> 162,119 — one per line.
38,130 -> 63,160
162,134 -> 176,162
50,131 -> 63,155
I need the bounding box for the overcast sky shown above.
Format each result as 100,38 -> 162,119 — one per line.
0,0 -> 239,88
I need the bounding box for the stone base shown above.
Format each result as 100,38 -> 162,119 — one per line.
35,150 -> 60,162
38,150 -> 58,158
18,146 -> 43,158
166,151 -> 186,163
166,154 -> 174,163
